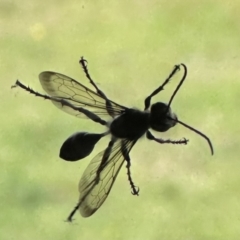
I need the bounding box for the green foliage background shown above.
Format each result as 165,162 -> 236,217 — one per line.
1,0 -> 240,239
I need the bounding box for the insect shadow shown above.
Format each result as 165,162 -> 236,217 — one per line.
12,57 -> 214,221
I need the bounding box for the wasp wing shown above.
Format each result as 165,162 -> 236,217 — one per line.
77,138 -> 136,217
39,72 -> 127,119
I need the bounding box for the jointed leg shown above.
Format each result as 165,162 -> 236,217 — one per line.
126,159 -> 139,196
79,57 -> 107,99
66,138 -> 116,222
13,80 -> 107,126
79,57 -> 115,118
121,140 -> 139,196
146,130 -> 188,145
144,64 -> 180,110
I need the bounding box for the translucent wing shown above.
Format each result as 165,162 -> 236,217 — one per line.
77,138 -> 136,217
39,71 -> 127,118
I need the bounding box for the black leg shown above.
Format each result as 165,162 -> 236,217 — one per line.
146,130 -> 188,145
144,64 -> 181,110
79,57 -> 107,98
126,160 -> 139,196
66,139 -> 116,222
66,203 -> 80,222
14,80 -> 107,126
96,139 -> 116,175
79,57 -> 115,118
121,140 -> 139,196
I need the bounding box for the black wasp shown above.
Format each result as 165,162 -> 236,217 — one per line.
13,57 -> 214,221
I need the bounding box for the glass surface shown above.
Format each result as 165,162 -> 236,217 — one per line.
1,1 -> 239,239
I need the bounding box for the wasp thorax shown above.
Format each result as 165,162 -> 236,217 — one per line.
150,102 -> 177,132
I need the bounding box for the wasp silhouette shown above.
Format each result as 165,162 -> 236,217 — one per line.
13,57 -> 214,221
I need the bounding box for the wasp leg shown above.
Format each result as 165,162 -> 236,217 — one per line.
121,140 -> 139,196
126,160 -> 139,196
66,138 -> 116,221
144,64 -> 181,110
79,57 -> 115,118
14,80 -> 107,126
146,130 -> 189,145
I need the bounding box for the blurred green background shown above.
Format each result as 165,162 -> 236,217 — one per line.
1,0 -> 240,239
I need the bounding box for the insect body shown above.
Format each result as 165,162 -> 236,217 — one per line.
13,57 -> 214,221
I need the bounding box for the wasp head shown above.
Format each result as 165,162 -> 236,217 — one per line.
150,102 -> 177,132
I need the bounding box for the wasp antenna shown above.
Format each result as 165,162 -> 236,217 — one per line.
167,63 -> 187,110
169,117 -> 214,155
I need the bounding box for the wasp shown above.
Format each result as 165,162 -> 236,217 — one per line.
13,57 -> 214,221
